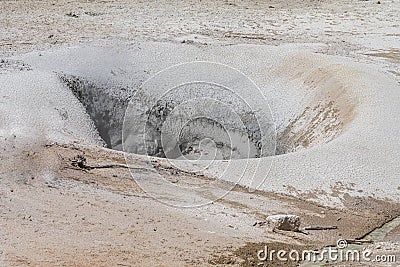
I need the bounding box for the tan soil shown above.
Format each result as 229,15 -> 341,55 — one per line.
1,0 -> 399,266
1,142 -> 399,266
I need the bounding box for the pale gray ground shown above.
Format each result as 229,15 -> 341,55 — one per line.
0,0 -> 399,266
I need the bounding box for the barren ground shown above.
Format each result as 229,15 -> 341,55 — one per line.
0,0 -> 399,266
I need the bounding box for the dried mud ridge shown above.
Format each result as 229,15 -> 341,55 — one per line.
69,152 -> 210,180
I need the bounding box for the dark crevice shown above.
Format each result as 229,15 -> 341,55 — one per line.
59,74 -> 280,159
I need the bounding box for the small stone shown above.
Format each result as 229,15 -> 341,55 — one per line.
267,214 -> 300,231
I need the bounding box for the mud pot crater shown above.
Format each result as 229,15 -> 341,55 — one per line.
58,52 -> 354,161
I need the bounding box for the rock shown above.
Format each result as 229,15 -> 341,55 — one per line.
267,214 -> 300,231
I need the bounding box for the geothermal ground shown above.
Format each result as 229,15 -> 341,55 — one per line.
1,0 -> 400,266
